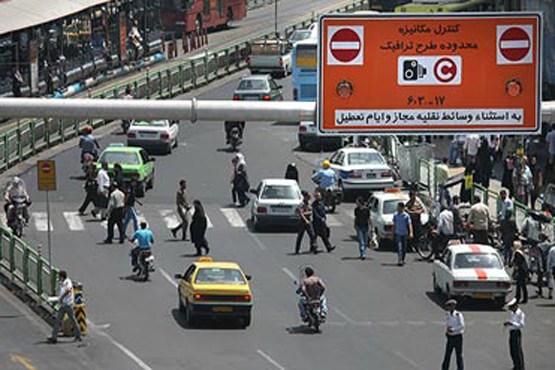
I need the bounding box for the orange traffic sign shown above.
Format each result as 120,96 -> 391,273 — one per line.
317,13 -> 542,135
37,160 -> 56,191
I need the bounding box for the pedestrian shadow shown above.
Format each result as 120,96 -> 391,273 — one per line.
69,175 -> 86,181
164,238 -> 186,243
286,251 -> 316,256
535,303 -> 555,308
216,147 -> 237,153
425,291 -> 503,311
341,256 -> 374,261
381,262 -> 402,267
119,274 -> 148,283
286,325 -> 320,335
180,253 -> 202,258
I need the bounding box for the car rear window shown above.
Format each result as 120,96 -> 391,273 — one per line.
347,152 -> 385,166
134,120 -> 167,127
383,200 -> 401,215
261,185 -> 300,200
237,79 -> 268,91
454,253 -> 502,269
195,268 -> 246,285
100,152 -> 140,165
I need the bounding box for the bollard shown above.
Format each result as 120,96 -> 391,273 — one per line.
73,282 -> 88,336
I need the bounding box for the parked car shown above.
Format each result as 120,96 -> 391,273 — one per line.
329,147 -> 395,195
247,38 -> 292,77
298,121 -> 343,151
250,179 -> 302,230
127,120 -> 179,154
432,244 -> 511,307
233,75 -> 283,101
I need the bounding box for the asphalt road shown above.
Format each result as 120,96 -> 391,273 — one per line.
4,68 -> 553,370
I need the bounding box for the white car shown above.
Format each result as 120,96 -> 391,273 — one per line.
127,120 -> 179,154
250,179 -> 302,230
368,189 -> 429,249
298,121 -> 343,151
433,244 -> 511,307
329,148 -> 394,194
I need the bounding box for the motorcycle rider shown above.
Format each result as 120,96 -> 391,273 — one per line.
129,221 -> 154,271
3,176 -> 31,225
78,126 -> 100,162
297,267 -> 328,322
311,160 -> 338,207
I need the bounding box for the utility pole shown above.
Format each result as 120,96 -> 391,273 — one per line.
274,0 -> 278,37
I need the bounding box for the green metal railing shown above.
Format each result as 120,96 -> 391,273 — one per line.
0,0 -> 369,176
0,225 -> 58,306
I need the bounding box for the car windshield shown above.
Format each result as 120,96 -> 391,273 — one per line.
133,120 -> 168,127
261,185 -> 300,200
195,268 -> 246,285
347,152 -> 385,165
237,79 -> 268,91
454,253 -> 502,269
100,151 -> 140,165
290,30 -> 311,42
383,200 -> 401,215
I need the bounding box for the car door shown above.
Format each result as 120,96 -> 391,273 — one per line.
269,78 -> 282,100
436,250 -> 452,292
180,264 -> 196,303
330,151 -> 345,175
139,149 -> 153,179
170,121 -> 179,140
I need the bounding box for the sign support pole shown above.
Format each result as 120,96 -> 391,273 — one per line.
46,189 -> 52,271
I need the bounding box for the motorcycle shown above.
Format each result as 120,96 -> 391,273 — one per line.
321,187 -> 342,213
135,249 -> 155,282
295,282 -> 325,333
7,197 -> 28,237
229,126 -> 242,152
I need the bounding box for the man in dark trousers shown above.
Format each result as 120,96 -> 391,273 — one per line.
295,191 -> 316,254
503,298 -> 525,370
311,191 -> 336,253
104,184 -> 125,244
441,299 -> 464,370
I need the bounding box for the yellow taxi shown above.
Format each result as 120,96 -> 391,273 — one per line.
174,257 -> 253,328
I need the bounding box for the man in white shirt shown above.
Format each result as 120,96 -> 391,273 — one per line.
503,298 -> 525,370
441,299 -> 464,370
47,270 -> 81,343
104,184 -> 126,244
465,134 -> 480,161
93,162 -> 110,220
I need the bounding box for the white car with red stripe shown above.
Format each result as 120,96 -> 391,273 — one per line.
433,244 -> 511,307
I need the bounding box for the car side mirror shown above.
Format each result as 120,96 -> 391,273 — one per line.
174,274 -> 182,279
246,275 -> 252,281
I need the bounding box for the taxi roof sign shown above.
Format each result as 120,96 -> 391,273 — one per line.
317,13 -> 542,135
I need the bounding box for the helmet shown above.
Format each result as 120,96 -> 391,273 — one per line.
84,126 -> 93,134
322,160 -> 330,169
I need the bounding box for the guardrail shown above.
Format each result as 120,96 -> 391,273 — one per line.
0,0 -> 369,175
0,226 -> 58,307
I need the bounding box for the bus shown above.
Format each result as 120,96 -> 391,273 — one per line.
394,0 -> 503,12
161,0 -> 247,35
291,37 -> 317,102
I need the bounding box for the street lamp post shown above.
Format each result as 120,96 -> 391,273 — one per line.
274,0 -> 278,37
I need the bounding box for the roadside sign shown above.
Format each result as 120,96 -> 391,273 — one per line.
37,160 -> 56,191
318,13 -> 542,135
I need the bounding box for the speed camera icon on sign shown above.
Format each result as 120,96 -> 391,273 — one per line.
398,56 -> 462,85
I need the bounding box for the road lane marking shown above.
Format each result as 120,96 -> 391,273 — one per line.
159,209 -> 179,229
10,355 -> 37,370
281,267 -> 297,281
256,349 -> 286,370
160,268 -> 178,288
393,350 -> 423,369
32,212 -> 53,232
220,208 -> 246,227
326,214 -> 343,227
63,211 -> 85,231
332,307 -> 355,324
248,233 -> 268,251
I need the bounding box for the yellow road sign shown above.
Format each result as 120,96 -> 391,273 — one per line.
37,160 -> 56,191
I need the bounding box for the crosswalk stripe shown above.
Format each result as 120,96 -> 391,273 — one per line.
327,214 -> 343,227
159,209 -> 213,229
63,212 -> 85,231
220,208 -> 246,228
32,212 -> 53,232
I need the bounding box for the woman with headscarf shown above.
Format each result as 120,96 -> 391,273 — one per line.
285,163 -> 299,183
190,200 -> 210,256
232,153 -> 250,207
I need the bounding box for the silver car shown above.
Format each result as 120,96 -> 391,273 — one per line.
233,75 -> 283,101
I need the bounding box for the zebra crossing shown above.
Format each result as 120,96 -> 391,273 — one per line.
1,207 -> 355,233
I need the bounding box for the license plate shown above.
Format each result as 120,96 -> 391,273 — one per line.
474,293 -> 493,299
243,96 -> 260,100
272,207 -> 290,214
366,173 -> 376,179
212,306 -> 233,313
140,133 -> 157,138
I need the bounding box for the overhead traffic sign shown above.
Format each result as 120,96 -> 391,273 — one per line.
318,13 -> 542,135
37,160 -> 57,191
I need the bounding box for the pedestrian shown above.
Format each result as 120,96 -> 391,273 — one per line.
92,162 -> 110,220
104,184 -> 125,244
503,298 -> 525,370
112,163 -> 125,190
311,191 -> 336,253
171,179 -> 191,240
512,249 -> 529,304
393,202 -> 412,266
47,270 -> 82,343
460,156 -> 477,203
512,156 -> 533,206
285,162 -> 299,183
546,243 -> 555,300
405,190 -> 425,252
434,205 -> 454,259
190,200 -> 210,256
123,179 -> 142,238
78,163 -> 97,215
500,210 -> 518,265
501,153 -> 516,196
498,189 -> 514,222
232,153 -> 250,207
521,210 -> 543,248
467,196 -> 490,244
295,191 -> 317,254
476,136 -> 492,187
536,233 -> 551,298
450,195 -> 463,235
464,134 -> 480,164
441,299 -> 464,370
529,155 -> 543,209
436,157 -> 450,207
12,67 -> 23,97
354,196 -> 371,260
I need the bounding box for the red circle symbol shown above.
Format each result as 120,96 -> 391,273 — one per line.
433,57 -> 457,83
330,28 -> 361,63
499,27 -> 530,62
41,162 -> 52,173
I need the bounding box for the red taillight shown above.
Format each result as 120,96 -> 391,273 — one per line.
279,57 -> 283,66
127,132 -> 136,139
453,281 -> 469,288
381,170 -> 392,178
349,170 -> 363,179
161,132 -> 170,140
257,206 -> 267,213
293,87 -> 298,101
130,173 -> 140,179
233,95 -> 241,100
262,95 -> 271,101
236,294 -> 252,302
299,125 -> 307,132
193,293 -> 203,301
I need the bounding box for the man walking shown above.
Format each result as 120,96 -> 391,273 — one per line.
503,298 -> 525,370
468,196 -> 490,244
434,205 -> 454,259
295,191 -> 317,254
123,179 -> 142,238
312,191 -> 336,254
405,190 -> 425,252
92,162 -> 110,220
47,270 -> 82,343
393,202 -> 412,266
171,179 -> 191,240
354,197 -> 371,260
441,299 -> 464,370
104,184 -> 125,244
436,157 -> 451,207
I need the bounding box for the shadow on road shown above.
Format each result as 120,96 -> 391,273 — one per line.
425,291 -> 504,311
171,309 -> 244,331
286,325 -> 321,335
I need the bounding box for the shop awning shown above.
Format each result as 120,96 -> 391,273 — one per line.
0,0 -> 110,36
